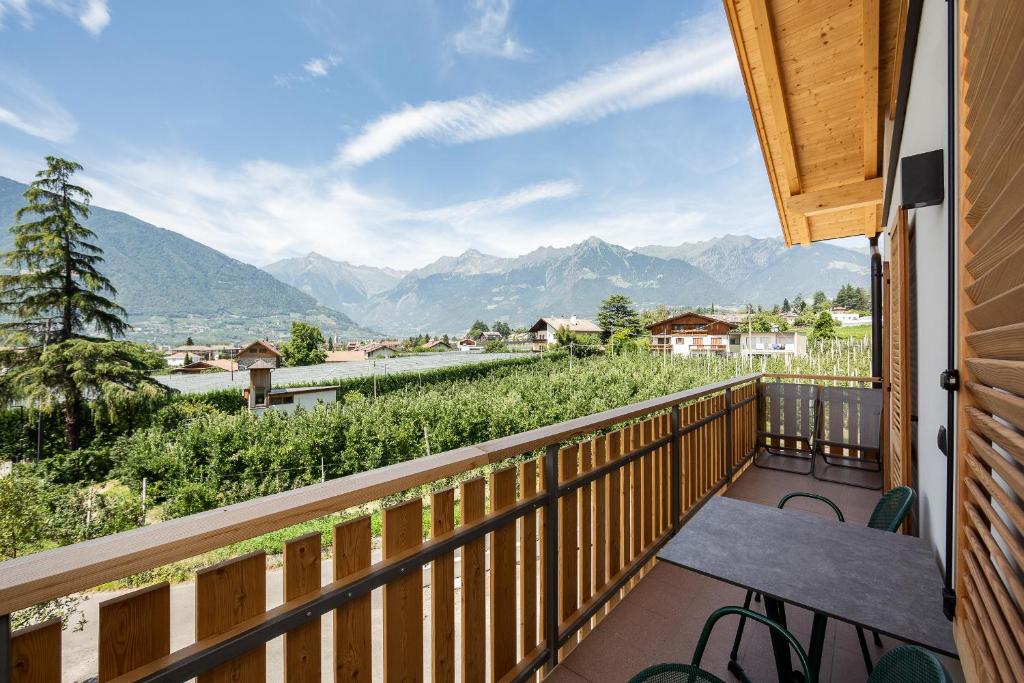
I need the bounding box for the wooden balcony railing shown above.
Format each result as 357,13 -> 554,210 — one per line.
1,373 -> 768,682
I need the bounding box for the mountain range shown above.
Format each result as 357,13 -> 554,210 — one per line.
1,173 -> 869,341
265,235 -> 869,335
0,176 -> 370,344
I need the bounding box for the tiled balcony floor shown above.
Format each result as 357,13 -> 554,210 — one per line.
547,461 -> 958,683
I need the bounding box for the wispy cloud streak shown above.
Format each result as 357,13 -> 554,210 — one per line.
0,72 -> 77,141
341,14 -> 739,165
304,54 -> 342,78
0,0 -> 110,36
399,179 -> 579,224
454,0 -> 530,60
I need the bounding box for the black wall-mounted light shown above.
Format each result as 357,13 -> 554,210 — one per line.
900,149 -> 944,209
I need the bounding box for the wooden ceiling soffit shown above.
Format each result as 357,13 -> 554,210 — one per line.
724,0 -> 898,245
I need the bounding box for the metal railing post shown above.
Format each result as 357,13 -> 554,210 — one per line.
543,443 -> 560,672
1,612 -> 11,683
725,389 -> 735,483
670,405 -> 682,533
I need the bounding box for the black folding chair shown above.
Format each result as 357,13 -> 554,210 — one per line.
812,385 -> 883,489
753,382 -> 820,475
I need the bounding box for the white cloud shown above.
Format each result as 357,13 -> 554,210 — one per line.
77,0 -> 109,36
341,13 -> 740,165
0,0 -> 110,36
0,72 -> 77,141
276,53 -> 343,87
73,153 -> 581,270
454,0 -> 530,60
400,179 -> 579,225
303,54 -> 342,78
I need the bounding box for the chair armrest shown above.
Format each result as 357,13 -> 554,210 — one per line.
778,492 -> 845,521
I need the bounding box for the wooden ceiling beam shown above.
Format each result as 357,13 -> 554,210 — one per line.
749,0 -> 805,242
863,0 -> 880,178
785,177 -> 885,217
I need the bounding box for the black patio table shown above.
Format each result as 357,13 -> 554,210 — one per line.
657,496 -> 956,681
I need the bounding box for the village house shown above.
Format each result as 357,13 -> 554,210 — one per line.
163,351 -> 188,368
242,360 -> 336,414
457,338 -> 481,352
504,332 -> 532,352
528,316 -> 603,348
325,342 -> 397,362
422,339 -> 453,351
475,330 -> 504,344
829,307 -> 862,324
168,344 -> 217,361
170,358 -> 239,375
738,330 -> 808,358
647,311 -> 737,356
235,339 -> 282,369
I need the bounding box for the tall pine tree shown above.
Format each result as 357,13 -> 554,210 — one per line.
1,158 -> 155,449
1,157 -> 126,343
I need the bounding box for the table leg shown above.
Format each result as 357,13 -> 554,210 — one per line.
808,613 -> 828,679
763,597 -> 795,682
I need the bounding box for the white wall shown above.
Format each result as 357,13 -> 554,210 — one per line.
883,0 -> 950,568
255,389 -> 337,415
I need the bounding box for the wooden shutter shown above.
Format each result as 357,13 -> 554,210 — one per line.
956,1 -> 1024,681
887,209 -> 911,492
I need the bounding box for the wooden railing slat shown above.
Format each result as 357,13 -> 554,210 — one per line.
558,444 -> 579,658
430,489 -> 456,683
641,420 -> 654,550
629,425 -> 642,572
591,435 -> 607,627
333,515 -> 372,683
490,467 -> 518,682
283,532 -> 321,682
605,430 -> 622,610
383,498 -> 424,683
10,618 -> 61,683
195,551 -> 266,683
578,440 -> 594,641
98,582 -> 170,682
518,461 -> 538,659
461,478 -> 486,682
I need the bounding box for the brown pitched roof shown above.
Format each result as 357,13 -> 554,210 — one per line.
645,311 -> 737,331
529,317 -> 603,333
238,339 -> 282,357
247,359 -> 277,370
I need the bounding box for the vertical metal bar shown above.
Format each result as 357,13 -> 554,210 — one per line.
755,376 -> 764,456
725,389 -> 734,482
0,612 -> 11,683
670,405 -> 682,533
543,443 -> 560,672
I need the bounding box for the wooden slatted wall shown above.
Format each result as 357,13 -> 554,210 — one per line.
955,1 -> 1024,681
887,208 -> 911,491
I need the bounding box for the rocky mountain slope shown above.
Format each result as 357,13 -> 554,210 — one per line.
0,176 -> 370,344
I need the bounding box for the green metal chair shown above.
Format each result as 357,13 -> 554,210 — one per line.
867,645 -> 951,682
730,487 -> 916,675
629,606 -> 813,683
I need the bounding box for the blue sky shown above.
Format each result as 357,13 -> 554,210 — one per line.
0,0 -> 782,270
